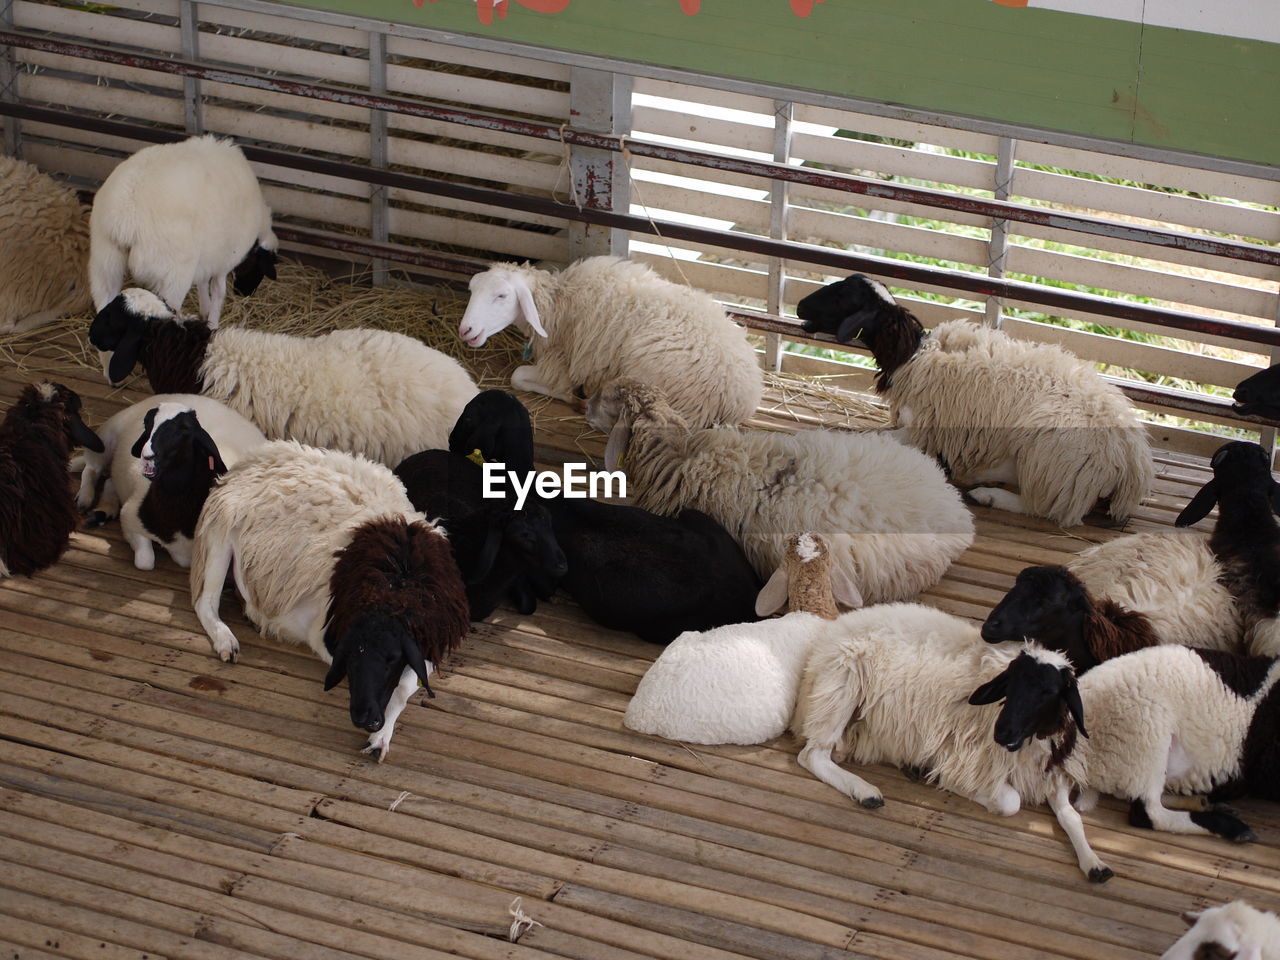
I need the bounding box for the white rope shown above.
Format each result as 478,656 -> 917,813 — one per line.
507,897 -> 545,941
388,790 -> 411,812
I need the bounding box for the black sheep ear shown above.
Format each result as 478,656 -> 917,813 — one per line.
262,247 -> 278,281
69,408 -> 105,453
400,633 -> 432,693
835,306 -> 878,344
468,521 -> 503,584
108,326 -> 144,385
1062,670 -> 1088,739
967,669 -> 1009,705
323,652 -> 348,691
1175,479 -> 1219,527
193,423 -> 228,475
130,408 -> 159,458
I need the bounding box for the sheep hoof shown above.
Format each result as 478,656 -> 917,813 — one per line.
1235,828 -> 1258,844
858,795 -> 885,809
1087,866 -> 1114,884
86,511 -> 108,529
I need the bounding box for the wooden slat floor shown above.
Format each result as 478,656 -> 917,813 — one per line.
2,328 -> 1279,960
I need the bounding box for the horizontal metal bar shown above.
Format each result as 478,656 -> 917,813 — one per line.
4,28 -> 1278,268
10,100 -> 1280,351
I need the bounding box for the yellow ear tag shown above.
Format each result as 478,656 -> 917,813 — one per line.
467,448 -> 486,466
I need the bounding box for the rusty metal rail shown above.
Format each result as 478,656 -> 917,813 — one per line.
3,27 -> 1279,269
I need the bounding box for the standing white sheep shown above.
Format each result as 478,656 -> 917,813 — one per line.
0,157 -> 91,334
90,135 -> 278,328
457,257 -> 763,428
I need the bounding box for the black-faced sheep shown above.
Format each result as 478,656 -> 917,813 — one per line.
0,382 -> 103,578
90,288 -> 478,467
1176,440 -> 1280,657
448,389 -> 536,479
1161,900 -> 1280,960
795,274 -> 1153,527
393,449 -> 566,619
89,134 -> 278,329
190,441 -> 469,760
1233,363 -> 1280,420
0,157 -> 91,334
586,378 -> 974,607
457,257 -> 763,428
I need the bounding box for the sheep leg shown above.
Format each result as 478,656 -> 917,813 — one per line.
511,364 -> 574,403
120,500 -> 155,571
87,478 -> 120,527
6,309 -> 66,335
797,741 -> 884,808
965,486 -> 1027,515
1048,781 -> 1112,883
973,782 -> 1021,816
1072,786 -> 1100,813
200,274 -> 228,329
362,662 -> 431,763
75,462 -> 102,512
967,458 -> 1018,486
193,534 -> 241,663
1128,788 -> 1256,842
156,270 -> 196,319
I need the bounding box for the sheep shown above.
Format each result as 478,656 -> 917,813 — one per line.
393,448 -> 567,619
448,389 -> 536,478
1161,901 -> 1280,960
623,533 -> 859,745
977,642 -> 1270,855
89,288 -> 479,467
89,134 -> 278,329
456,257 -> 763,428
0,382 -> 103,578
75,395 -> 266,570
0,157 -> 92,335
586,378 -> 975,606
190,440 -> 469,760
795,274 -> 1153,527
1232,363 -> 1280,420
792,604 -> 1110,882
981,563 -> 1240,673
1176,440 -> 1280,657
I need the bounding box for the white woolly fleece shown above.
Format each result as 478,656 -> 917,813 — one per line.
1161,900 -> 1280,960
0,157 -> 91,334
200,325 -> 478,467
191,441 -> 432,656
1067,531 -> 1243,651
495,257 -> 762,428
625,612 -> 825,745
889,320 -> 1153,527
629,423 -> 975,605
89,135 -> 276,317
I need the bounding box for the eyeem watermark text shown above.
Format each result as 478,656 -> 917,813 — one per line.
482,462 -> 626,509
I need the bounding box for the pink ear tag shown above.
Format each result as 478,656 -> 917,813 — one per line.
208,456 -> 216,471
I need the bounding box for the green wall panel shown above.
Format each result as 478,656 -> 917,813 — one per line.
272,0 -> 1280,168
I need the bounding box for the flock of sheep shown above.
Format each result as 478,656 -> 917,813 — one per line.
2,134 -> 1279,957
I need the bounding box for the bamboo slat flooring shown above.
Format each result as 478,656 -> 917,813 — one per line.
2,327 -> 1278,960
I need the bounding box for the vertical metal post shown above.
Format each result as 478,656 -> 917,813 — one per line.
1,0 -> 21,157
568,66 -> 631,260
180,0 -> 204,135
985,136 -> 1017,328
765,99 -> 793,372
1263,299 -> 1280,464
368,31 -> 389,285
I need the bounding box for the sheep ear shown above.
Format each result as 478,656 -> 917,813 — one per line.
1178,910 -> 1202,927
130,408 -> 158,458
400,633 -> 432,693
835,306 -> 878,344
1062,669 -> 1088,739
514,277 -> 546,338
323,653 -> 348,691
829,564 -> 863,609
193,424 -> 228,475
69,408 -> 104,453
604,420 -> 631,472
1175,479 -> 1218,527
755,566 -> 790,616
108,327 -> 143,385
469,521 -> 503,584
967,669 -> 1009,705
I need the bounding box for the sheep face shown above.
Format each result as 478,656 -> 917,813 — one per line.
14,382 -> 103,454
982,566 -> 1095,668
1177,441 -> 1280,528
231,242 -> 279,297
448,389 -> 535,476
1233,365 -> 1280,421
968,649 -> 1087,752
131,405 -> 226,491
795,274 -> 898,345
507,502 -> 568,582
458,267 -> 546,348
324,612 -> 429,733
91,288 -> 174,385
1161,903 -> 1267,960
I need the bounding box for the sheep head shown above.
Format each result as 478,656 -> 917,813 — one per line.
586,379 -> 686,471
447,389 -> 535,477
755,532 -> 861,617
458,263 -> 546,347
130,404 -> 227,492
1161,901 -> 1269,960
968,645 -> 1087,753
1177,440 -> 1280,528
90,287 -> 174,386
231,241 -> 279,297
9,381 -> 103,454
1233,364 -> 1280,421
795,275 -> 924,392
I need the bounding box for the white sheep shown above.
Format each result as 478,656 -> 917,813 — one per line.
793,604 -> 1109,881
457,256 -> 763,428
624,533 -> 859,746
796,275 -> 1153,527
1162,901 -> 1280,960
75,394 -> 266,570
0,157 -> 91,335
587,379 -> 975,606
89,288 -> 479,467
89,134 -> 278,328
190,440 -> 470,760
